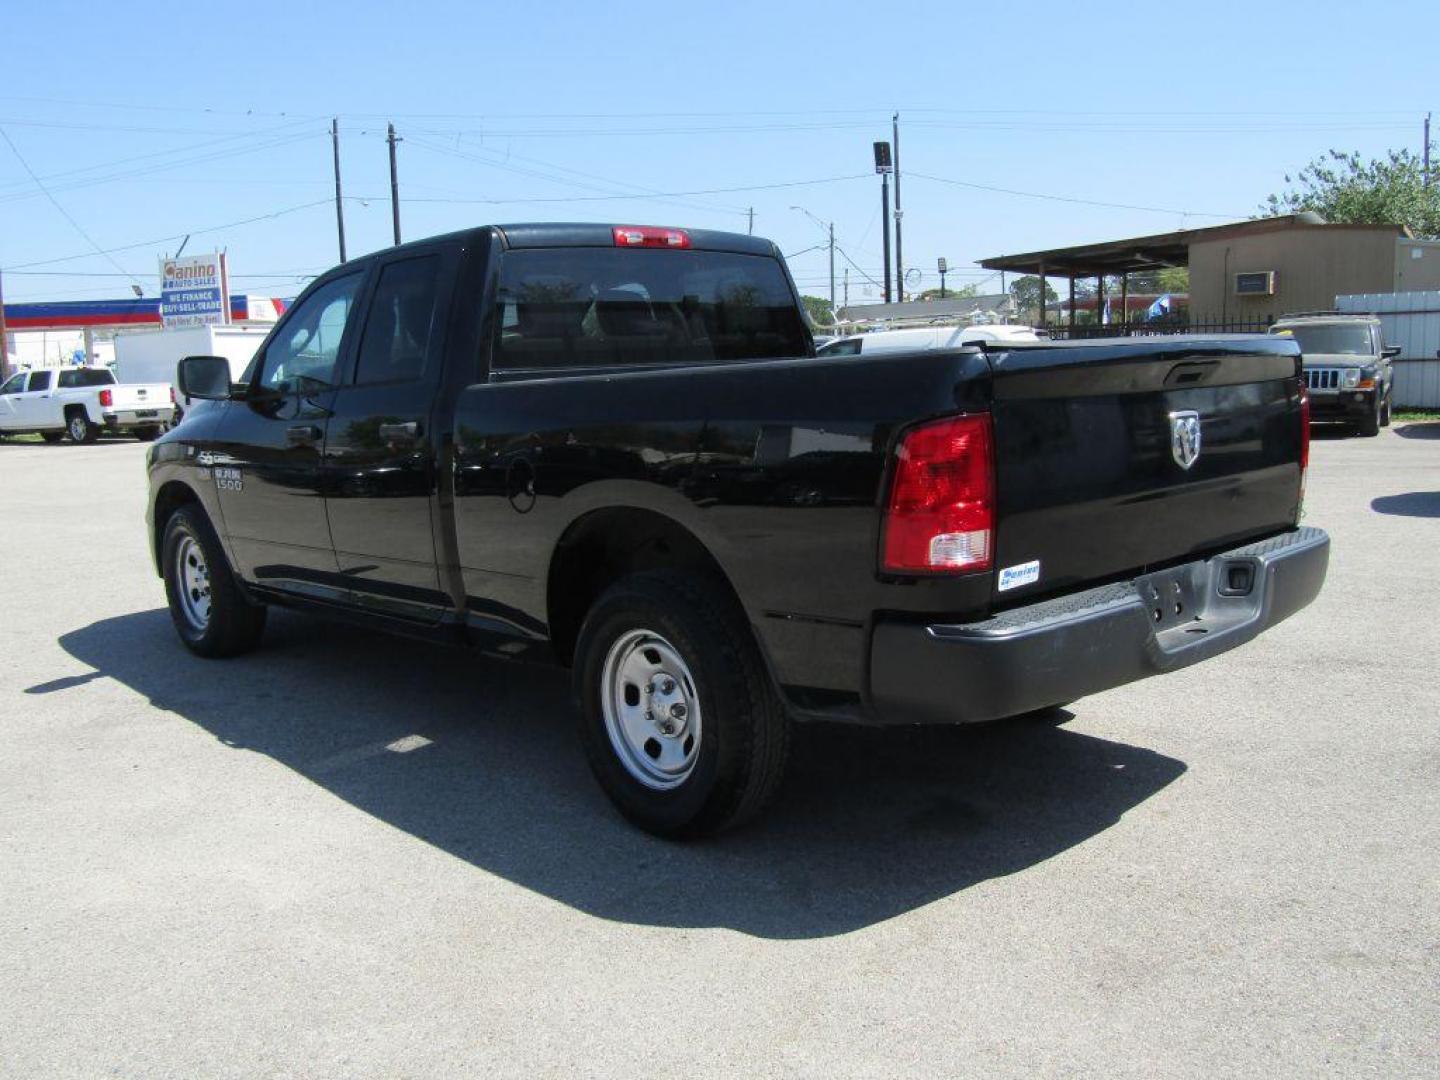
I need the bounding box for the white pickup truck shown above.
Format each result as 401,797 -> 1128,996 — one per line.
0,366 -> 175,443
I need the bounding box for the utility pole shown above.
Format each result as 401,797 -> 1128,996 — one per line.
938,257 -> 948,299
828,222 -> 836,318
843,267 -> 849,309
893,112 -> 904,301
747,207 -> 754,235
387,122 -> 402,246
331,118 -> 347,263
1425,112 -> 1432,190
0,269 -> 9,381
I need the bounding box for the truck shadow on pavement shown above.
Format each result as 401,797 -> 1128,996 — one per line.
1370,492 -> 1440,518
57,608 -> 1186,940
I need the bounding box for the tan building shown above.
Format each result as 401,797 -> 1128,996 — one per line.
982,214 -> 1440,330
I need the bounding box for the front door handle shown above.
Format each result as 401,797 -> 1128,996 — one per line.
378,421 -> 420,441
287,424 -> 323,446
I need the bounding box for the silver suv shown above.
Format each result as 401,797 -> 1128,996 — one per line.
1268,313 -> 1399,437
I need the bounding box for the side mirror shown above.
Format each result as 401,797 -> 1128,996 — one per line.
176,355 -> 233,400
1381,345 -> 1401,359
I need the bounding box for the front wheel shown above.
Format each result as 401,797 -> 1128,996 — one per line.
162,506 -> 266,657
573,570 -> 790,838
66,412 -> 99,443
1380,390 -> 1392,428
1357,395 -> 1381,437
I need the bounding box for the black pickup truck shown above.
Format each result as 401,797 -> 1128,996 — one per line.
148,222 -> 1329,837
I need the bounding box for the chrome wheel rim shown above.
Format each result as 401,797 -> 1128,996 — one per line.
600,629 -> 702,790
174,534 -> 212,632
68,416 -> 85,440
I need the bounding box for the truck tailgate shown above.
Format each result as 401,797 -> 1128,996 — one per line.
987,336 -> 1304,602
108,383 -> 170,411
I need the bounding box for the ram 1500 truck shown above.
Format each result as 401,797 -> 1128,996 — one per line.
147,223 -> 1329,837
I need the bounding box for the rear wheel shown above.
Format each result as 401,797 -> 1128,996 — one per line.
573,570 -> 790,838
162,506 -> 266,657
66,411 -> 99,443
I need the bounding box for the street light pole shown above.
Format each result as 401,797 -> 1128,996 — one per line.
873,141 -> 893,304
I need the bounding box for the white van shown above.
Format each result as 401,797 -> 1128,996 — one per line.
113,325 -> 269,416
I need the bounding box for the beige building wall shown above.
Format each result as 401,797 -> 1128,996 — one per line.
1188,226 -> 1401,322
1395,239 -> 1440,292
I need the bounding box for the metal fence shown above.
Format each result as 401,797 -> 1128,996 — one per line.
1337,291 -> 1440,408
1043,317 -> 1272,341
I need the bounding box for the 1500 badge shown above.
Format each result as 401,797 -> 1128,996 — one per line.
214,467 -> 243,492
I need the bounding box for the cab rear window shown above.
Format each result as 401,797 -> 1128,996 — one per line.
491,248 -> 810,374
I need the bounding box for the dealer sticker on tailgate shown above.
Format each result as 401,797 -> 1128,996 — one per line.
998,560 -> 1041,591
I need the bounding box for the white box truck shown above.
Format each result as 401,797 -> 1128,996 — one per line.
113,326 -> 269,419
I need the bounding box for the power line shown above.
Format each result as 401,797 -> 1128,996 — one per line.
0,118 -> 317,196
0,125 -> 143,289
3,198 -> 334,271
0,130 -> 323,205
360,172 -> 870,208
908,170 -> 1246,219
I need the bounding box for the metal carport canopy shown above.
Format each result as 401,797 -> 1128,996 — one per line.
978,229 -> 1192,277
977,214 -> 1340,277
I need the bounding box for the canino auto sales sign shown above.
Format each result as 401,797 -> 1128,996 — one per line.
159,253 -> 229,328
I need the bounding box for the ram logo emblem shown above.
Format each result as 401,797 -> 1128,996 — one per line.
1169,411 -> 1202,470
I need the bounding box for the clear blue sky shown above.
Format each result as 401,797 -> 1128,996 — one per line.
2,0 -> 1435,306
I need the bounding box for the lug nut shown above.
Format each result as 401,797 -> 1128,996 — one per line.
660,678 -> 676,694
670,703 -> 687,720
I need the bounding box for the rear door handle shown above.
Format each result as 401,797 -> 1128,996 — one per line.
287,424 -> 323,446
378,421 -> 420,441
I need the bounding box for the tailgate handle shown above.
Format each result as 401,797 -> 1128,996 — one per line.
1165,361 -> 1219,387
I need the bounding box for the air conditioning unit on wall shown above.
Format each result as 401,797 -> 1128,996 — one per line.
1234,271 -> 1277,296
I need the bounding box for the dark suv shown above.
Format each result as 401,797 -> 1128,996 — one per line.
1269,313 -> 1399,436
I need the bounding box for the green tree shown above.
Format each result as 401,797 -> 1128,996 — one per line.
799,295 -> 837,328
1009,275 -> 1058,316
916,283 -> 979,301
1261,146 -> 1440,238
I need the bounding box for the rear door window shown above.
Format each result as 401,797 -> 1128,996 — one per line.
353,255 -> 442,385
492,248 -> 810,374
26,371 -> 53,392
57,369 -> 116,389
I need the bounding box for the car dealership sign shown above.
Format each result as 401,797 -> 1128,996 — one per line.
159,253 -> 230,328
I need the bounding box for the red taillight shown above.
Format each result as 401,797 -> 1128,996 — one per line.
1299,382 -> 1311,472
1297,381 -> 1310,521
612,225 -> 690,249
99,388 -> 112,407
882,413 -> 995,574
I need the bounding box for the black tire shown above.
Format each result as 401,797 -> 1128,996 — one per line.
40,431 -> 64,444
134,425 -> 162,442
573,570 -> 790,838
1380,390 -> 1392,428
161,505 -> 266,658
66,410 -> 99,443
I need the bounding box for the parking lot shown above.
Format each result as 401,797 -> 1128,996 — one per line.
1,424 -> 1436,1078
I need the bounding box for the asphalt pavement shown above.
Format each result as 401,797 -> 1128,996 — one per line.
1,423 -> 1437,1078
